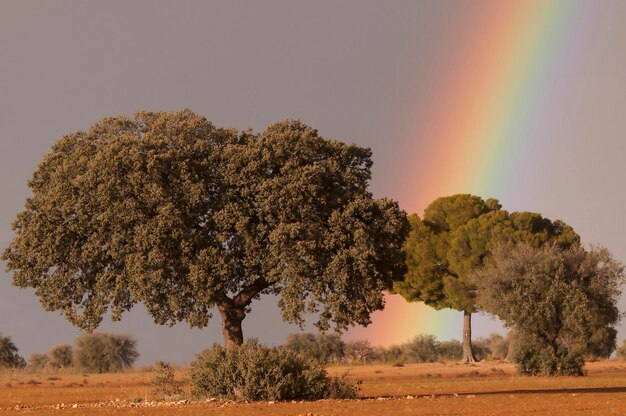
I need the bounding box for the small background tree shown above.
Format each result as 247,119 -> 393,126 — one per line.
74,333 -> 138,373
0,333 -> 26,369
403,335 -> 440,363
344,340 -> 374,364
28,353 -> 50,371
48,344 -> 73,369
283,333 -> 345,364
152,361 -> 183,398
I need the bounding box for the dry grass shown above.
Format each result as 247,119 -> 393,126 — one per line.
1,361 -> 625,415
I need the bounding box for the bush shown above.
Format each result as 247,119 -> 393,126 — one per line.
74,333 -> 138,373
48,344 -> 73,369
28,353 -> 50,370
371,344 -> 405,364
472,337 -> 492,361
485,333 -> 510,360
437,340 -> 463,361
190,342 -> 359,401
0,333 -> 26,369
344,340 -> 374,364
284,333 -> 345,364
514,332 -> 585,376
152,361 -> 183,398
403,335 -> 440,363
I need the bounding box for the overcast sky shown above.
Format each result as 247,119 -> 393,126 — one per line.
2,0 -> 626,364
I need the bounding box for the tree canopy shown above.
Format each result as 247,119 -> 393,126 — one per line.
2,110 -> 409,348
0,333 -> 25,368
474,243 -> 624,375
394,194 -> 580,361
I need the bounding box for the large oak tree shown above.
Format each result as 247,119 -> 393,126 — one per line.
2,110 -> 409,349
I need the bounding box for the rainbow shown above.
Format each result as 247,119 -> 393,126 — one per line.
347,0 -> 588,346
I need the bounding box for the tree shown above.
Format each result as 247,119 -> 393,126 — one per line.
283,332 -> 345,364
393,195 -> 501,362
449,209 -> 579,361
0,333 -> 26,368
437,339 -> 463,361
394,194 -> 579,362
2,110 -> 409,349
28,353 -> 50,370
74,333 -> 138,373
344,340 -> 374,363
48,344 -> 73,369
474,243 -> 624,375
403,334 -> 440,363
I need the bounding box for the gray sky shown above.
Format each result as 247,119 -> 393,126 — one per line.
2,0 -> 626,364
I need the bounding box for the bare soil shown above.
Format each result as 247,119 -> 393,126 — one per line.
1,360 -> 625,415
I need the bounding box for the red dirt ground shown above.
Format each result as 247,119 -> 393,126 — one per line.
1,360 -> 625,415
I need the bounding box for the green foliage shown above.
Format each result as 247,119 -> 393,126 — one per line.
467,338 -> 489,361
437,340 -> 463,361
74,333 -> 138,373
403,335 -> 440,363
28,353 -> 50,370
395,194 -> 579,362
0,333 -> 26,369
475,243 -> 624,376
371,344 -> 406,364
2,110 -> 408,347
475,333 -> 510,360
514,333 -> 585,376
396,194 -> 579,314
363,337 -> 466,364
283,333 -> 345,364
189,342 -> 359,401
343,340 -> 374,363
152,361 -> 183,398
48,344 -> 73,369
394,195 -> 501,312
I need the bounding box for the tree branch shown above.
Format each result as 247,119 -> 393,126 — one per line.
233,277 -> 271,307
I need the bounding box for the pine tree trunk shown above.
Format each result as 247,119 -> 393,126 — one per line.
462,310 -> 477,363
218,304 -> 245,350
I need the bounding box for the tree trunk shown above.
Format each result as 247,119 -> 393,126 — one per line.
462,310 -> 477,363
218,303 -> 245,350
505,326 -> 517,362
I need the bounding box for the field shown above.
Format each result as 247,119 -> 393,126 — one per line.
1,361 -> 626,415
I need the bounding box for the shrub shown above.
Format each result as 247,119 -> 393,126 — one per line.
190,342 -> 359,401
437,340 -> 463,361
0,333 -> 26,369
28,353 -> 50,370
284,333 -> 345,364
48,344 -> 73,369
485,333 -> 510,360
371,344 -> 405,364
152,361 -> 182,398
514,332 -> 585,376
472,337 -> 492,361
403,335 -> 440,363
344,340 -> 374,364
74,333 -> 138,373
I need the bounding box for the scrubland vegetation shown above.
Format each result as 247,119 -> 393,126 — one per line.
1,111 -> 625,413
